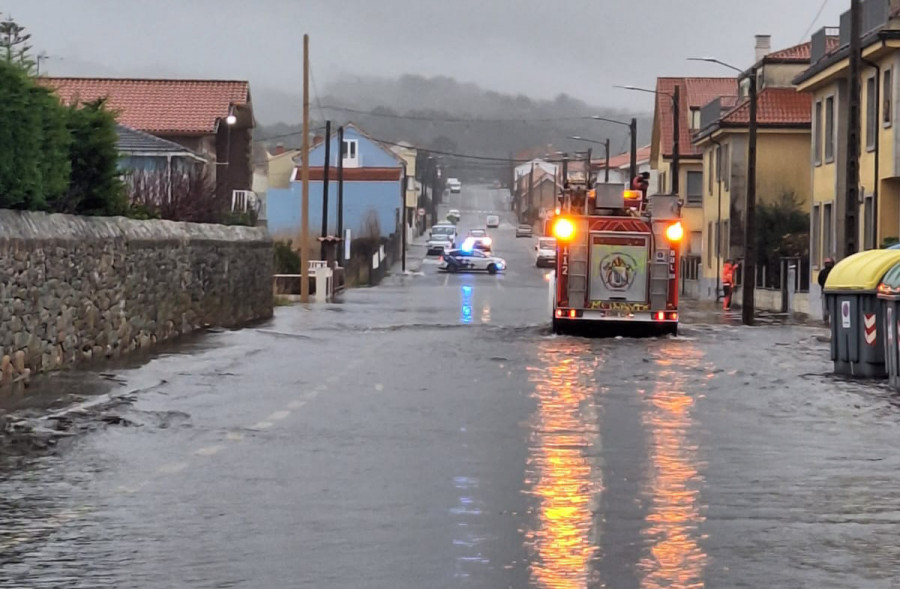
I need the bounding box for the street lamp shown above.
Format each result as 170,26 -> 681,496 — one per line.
591,115 -> 638,182
688,56 -> 757,327
614,85 -> 680,194
569,136 -> 611,182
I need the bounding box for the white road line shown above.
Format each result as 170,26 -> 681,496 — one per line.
157,461 -> 190,474
193,445 -> 225,457
226,431 -> 245,441
267,410 -> 291,421
444,274 -> 450,286
249,421 -> 274,430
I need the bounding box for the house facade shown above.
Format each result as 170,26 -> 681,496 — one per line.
44,77 -> 255,204
266,124 -> 404,241
116,124 -> 207,205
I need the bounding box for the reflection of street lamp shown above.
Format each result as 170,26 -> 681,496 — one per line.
569,136 -> 610,182
591,115 -> 637,181
615,85 -> 680,194
688,56 -> 757,327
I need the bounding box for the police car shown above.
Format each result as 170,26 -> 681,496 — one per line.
439,245 -> 507,274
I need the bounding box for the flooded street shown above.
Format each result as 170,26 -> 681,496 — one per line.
2,186 -> 899,588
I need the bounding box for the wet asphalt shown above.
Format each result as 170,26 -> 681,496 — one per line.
2,186 -> 900,588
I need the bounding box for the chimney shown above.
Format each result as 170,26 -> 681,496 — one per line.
274,143 -> 285,155
755,34 -> 772,63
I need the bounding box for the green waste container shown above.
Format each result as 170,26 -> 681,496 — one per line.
824,249 -> 900,378
877,262 -> 900,389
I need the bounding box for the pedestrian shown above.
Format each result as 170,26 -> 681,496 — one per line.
722,259 -> 738,311
818,257 -> 835,323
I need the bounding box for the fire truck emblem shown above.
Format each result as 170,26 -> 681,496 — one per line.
600,253 -> 638,291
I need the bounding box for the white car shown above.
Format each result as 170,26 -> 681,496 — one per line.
439,248 -> 506,274
447,209 -> 461,222
426,233 -> 454,256
448,178 -> 462,193
430,223 -> 457,245
535,237 -> 557,268
486,215 -> 500,228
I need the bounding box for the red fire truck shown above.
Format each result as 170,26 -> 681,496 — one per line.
547,182 -> 683,336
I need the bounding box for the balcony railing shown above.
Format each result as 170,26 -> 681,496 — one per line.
699,96 -> 740,132
811,26 -> 841,64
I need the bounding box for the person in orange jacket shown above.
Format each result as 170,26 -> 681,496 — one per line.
722,259 -> 739,311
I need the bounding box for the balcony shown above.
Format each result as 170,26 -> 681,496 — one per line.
811,26 -> 841,64
699,96 -> 740,133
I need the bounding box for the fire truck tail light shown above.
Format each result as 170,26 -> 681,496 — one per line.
569,309 -> 577,319
655,311 -> 665,321
665,222 -> 684,242
555,309 -> 563,318
552,218 -> 576,241
668,312 -> 678,321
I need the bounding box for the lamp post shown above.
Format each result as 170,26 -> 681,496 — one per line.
688,56 -> 757,326
615,85 -> 679,194
591,115 -> 637,182
569,136 -> 611,182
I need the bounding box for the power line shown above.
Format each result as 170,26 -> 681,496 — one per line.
309,62 -> 326,123
314,104 -> 642,124
800,0 -> 830,43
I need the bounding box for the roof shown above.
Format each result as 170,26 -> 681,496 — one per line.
596,145 -> 652,169
291,167 -> 402,182
115,124 -> 205,159
796,28 -> 900,86
720,88 -> 811,126
655,77 -> 738,159
42,77 -> 251,135
762,38 -> 840,63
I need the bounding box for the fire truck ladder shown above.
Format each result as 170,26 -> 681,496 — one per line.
649,254 -> 670,310
566,223 -> 590,307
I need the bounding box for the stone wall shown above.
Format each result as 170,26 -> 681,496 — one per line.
0,210 -> 273,386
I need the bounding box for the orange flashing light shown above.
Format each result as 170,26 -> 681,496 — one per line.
624,189 -> 642,200
552,217 -> 576,241
665,221 -> 684,242
569,309 -> 577,318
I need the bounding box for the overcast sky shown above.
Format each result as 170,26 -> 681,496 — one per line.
3,0 -> 845,123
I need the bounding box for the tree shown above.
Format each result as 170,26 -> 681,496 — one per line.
0,61 -> 44,209
63,99 -> 128,216
0,15 -> 35,74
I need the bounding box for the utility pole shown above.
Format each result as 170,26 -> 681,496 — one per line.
629,118 -> 638,182
401,162 -> 407,273
529,161 -> 535,221
846,0 -> 862,256
671,84 -> 681,194
743,67 -> 758,326
300,34 -> 310,303
605,138 -> 610,183
337,125 -> 345,266
320,120 -> 331,261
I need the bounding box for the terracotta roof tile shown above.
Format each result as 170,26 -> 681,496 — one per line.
656,77 -> 738,157
720,88 -> 811,125
594,145 -> 652,169
765,37 -> 840,62
42,77 -> 250,135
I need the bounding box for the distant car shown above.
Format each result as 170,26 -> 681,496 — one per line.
426,233 -> 454,256
468,228 -> 487,238
439,248 -> 506,274
448,178 -> 462,193
486,215 -> 500,228
516,224 -> 533,238
463,235 -> 493,254
447,209 -> 461,224
535,237 -> 557,268
430,223 -> 457,241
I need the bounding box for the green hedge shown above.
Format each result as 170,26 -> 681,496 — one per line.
0,61 -> 124,216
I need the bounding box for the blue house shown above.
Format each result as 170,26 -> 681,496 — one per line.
266,124 -> 405,241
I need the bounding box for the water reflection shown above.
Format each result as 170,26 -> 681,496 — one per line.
460,284 -> 473,325
638,345 -> 707,588
525,340 -> 602,588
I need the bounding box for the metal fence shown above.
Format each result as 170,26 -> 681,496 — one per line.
755,256 -> 810,292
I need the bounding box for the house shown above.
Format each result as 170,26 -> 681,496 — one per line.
43,77 -> 255,204
516,166 -> 562,225
692,35 -> 820,304
794,0 -> 900,318
592,145 -> 655,188
116,124 -> 207,204
514,159 -> 558,218
650,76 -> 738,261
266,124 -> 405,242
390,142 -> 419,242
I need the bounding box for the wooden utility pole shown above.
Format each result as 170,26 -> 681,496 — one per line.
321,120 -> 331,261
846,0 -> 862,256
300,34 -> 311,303
743,68 -> 758,326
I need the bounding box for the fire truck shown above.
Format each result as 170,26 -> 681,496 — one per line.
547,181 -> 683,336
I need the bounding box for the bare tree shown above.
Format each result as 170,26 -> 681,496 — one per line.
128,165 -> 232,224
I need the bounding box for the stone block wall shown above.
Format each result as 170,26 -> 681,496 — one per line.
0,210 -> 273,386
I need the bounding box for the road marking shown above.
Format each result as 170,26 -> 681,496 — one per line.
117,481 -> 149,494
193,445 -> 225,457
444,274 -> 450,286
226,431 -> 245,441
157,461 -> 189,474
249,421 -> 274,430
287,400 -> 307,409
267,410 -> 291,421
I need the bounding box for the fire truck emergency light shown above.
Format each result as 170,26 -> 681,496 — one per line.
665,221 -> 684,242
623,190 -> 642,200
552,218 -> 575,241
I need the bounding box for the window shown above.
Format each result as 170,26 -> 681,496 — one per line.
823,202 -> 833,258
884,69 -> 893,126
723,143 -> 730,191
690,231 -> 702,255
814,100 -> 823,165
690,107 -> 701,130
341,139 -> 358,159
707,222 -> 714,268
812,204 -> 821,267
659,171 -> 667,193
686,171 -> 703,204
866,75 -> 876,151
864,195 -> 875,250
722,220 -> 730,259
707,151 -> 713,194
825,96 -> 835,162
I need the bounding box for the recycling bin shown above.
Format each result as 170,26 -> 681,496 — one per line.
824,249 -> 900,378
877,262 -> 900,389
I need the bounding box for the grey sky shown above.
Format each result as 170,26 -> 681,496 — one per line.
4,0 -> 845,123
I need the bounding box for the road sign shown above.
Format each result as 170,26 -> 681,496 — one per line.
841,300 -> 851,328
417,208 -> 426,217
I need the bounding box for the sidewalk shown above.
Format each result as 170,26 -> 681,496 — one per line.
679,298 -> 828,330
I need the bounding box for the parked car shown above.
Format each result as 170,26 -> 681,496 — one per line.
448,178 -> 462,193
486,215 -> 500,228
430,223 -> 457,244
516,224 -> 533,238
426,233 -> 454,256
535,237 -> 557,267
439,249 -> 506,274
